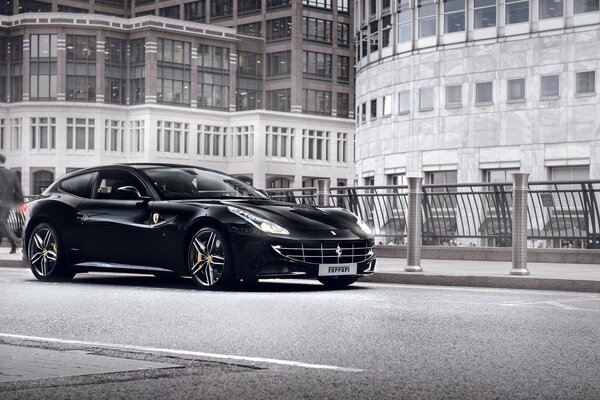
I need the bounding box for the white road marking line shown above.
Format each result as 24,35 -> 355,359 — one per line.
0,333 -> 363,373
501,297 -> 600,306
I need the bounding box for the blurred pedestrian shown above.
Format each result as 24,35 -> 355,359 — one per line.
0,153 -> 24,253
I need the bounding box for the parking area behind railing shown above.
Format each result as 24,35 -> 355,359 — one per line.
267,180 -> 600,249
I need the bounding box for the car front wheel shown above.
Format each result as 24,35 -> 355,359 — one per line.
188,227 -> 232,289
28,223 -> 75,282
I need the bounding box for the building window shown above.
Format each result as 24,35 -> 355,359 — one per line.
418,0 -> 437,38
30,34 -> 57,101
198,125 -> 226,157
426,170 -> 457,185
337,23 -> 350,46
302,89 -> 331,115
238,0 -> 261,14
129,38 -> 145,105
10,118 -> 21,150
238,22 -> 262,37
508,78 -> 526,101
476,81 -> 493,104
387,173 -> 405,186
30,117 -> 56,150
265,126 -> 294,158
303,0 -> 332,9
32,170 -> 54,195
398,90 -> 410,114
159,5 -> 180,19
66,35 -> 97,102
550,166 -> 589,181
337,0 -> 349,12
0,119 -> 4,150
266,89 -> 291,112
382,95 -> 392,116
485,168 -> 519,183
370,0 -> 377,16
66,118 -> 95,150
157,121 -> 189,154
303,17 -> 332,43
337,132 -> 348,162
337,56 -> 350,83
474,0 -> 496,29
267,17 -> 292,41
1,36 -> 23,102
302,129 -> 330,160
233,126 -> 254,157
360,102 -> 367,123
541,74 -> 560,98
444,0 -> 465,33
337,93 -> 350,118
445,85 -> 462,107
370,99 -> 377,120
105,38 -> 127,105
267,0 -> 292,8
130,120 -> 145,152
184,1 -> 206,22
540,0 -> 563,19
576,71 -> 595,95
197,44 -> 230,111
267,51 -> 292,77
157,39 -> 191,106
104,120 -> 125,152
211,0 -> 232,18
419,88 -> 433,110
303,51 -> 332,79
369,20 -> 379,53
382,16 -> 393,48
506,0 -> 529,24
574,0 -> 599,14
237,51 -> 263,111
397,6 -> 412,43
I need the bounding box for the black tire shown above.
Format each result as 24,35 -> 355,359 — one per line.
318,276 -> 359,289
188,227 -> 233,289
28,222 -> 75,282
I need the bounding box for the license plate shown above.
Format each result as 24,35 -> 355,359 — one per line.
318,263 -> 357,276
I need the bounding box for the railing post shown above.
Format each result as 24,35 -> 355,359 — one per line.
405,176 -> 423,272
510,172 -> 530,275
316,179 -> 330,206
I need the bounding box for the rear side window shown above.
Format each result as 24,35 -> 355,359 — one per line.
59,172 -> 97,198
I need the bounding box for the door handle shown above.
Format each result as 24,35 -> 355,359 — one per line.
76,212 -> 86,222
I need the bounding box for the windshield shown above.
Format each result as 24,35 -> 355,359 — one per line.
141,167 -> 267,200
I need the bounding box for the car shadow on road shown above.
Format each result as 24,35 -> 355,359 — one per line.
57,274 -> 369,293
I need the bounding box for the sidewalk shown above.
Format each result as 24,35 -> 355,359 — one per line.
2,247 -> 599,293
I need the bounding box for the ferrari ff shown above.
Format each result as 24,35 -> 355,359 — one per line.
23,164 -> 376,289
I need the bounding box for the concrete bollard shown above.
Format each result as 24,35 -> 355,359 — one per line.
405,176 -> 423,272
510,172 -> 530,275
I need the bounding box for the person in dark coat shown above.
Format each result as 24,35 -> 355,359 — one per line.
0,154 -> 24,253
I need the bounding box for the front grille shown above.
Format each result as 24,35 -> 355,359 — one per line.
272,241 -> 374,265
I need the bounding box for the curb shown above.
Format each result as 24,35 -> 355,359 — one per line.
0,259 -> 25,268
362,273 -> 600,293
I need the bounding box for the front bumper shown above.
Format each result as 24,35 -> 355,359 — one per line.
228,231 -> 376,280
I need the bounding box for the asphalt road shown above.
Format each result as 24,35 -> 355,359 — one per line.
1,267 -> 599,399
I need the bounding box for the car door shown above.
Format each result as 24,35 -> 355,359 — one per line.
76,168 -> 158,267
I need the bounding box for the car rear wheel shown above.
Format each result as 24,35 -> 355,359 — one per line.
188,227 -> 232,289
28,223 -> 75,282
318,276 -> 358,289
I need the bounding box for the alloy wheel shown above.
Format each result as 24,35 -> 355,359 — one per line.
189,229 -> 226,286
30,227 -> 58,277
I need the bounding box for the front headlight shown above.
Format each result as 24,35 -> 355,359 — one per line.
228,206 -> 290,235
346,211 -> 373,235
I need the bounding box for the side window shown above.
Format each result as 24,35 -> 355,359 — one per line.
59,172 -> 97,198
94,170 -> 148,200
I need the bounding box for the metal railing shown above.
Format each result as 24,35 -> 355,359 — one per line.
267,180 -> 600,249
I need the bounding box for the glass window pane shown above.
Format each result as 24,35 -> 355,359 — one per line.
541,75 -> 560,98
476,81 -> 493,103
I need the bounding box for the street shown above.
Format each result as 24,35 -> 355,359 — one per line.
1,267 -> 599,399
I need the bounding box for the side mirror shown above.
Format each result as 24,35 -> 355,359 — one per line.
115,186 -> 143,200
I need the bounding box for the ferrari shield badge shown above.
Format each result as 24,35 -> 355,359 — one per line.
152,213 -> 161,224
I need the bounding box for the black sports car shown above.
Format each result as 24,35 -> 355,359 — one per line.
23,164 -> 376,289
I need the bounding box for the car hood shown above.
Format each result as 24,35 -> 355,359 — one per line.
224,199 -> 361,231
